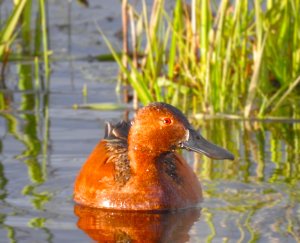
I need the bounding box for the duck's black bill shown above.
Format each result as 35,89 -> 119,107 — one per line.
181,129 -> 234,160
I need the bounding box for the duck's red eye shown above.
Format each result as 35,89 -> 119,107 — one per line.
163,117 -> 172,125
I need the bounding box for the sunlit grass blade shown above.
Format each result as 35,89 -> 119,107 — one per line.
244,34 -> 267,118
269,75 -> 300,114
73,102 -> 129,110
0,0 -> 27,57
39,0 -> 50,83
96,24 -> 153,104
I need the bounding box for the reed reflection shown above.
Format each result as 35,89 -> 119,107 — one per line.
74,204 -> 201,242
0,58 -> 52,241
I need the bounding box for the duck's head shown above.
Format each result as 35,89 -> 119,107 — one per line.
128,102 -> 234,160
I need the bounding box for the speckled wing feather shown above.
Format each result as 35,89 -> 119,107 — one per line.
104,121 -> 131,186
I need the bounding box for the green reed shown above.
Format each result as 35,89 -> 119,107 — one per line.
110,0 -> 300,118
0,0 -> 27,57
0,0 -> 50,84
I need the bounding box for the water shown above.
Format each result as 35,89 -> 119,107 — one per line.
1,1 -> 300,242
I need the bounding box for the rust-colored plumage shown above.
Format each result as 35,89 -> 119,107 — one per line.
74,102 -> 234,210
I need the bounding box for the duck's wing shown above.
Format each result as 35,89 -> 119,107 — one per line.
74,121 -> 131,207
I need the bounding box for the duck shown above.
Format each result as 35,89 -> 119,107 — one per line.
73,102 -> 234,211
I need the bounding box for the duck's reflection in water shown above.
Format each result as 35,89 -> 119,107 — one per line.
74,204 -> 201,242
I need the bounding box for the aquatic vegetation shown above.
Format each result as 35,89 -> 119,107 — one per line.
105,0 -> 300,118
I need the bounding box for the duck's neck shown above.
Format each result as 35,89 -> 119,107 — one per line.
128,144 -> 160,173
127,124 -> 171,173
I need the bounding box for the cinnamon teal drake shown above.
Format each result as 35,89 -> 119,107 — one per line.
74,102 -> 234,210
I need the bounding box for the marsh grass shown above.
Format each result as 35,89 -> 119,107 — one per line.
107,0 -> 300,118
